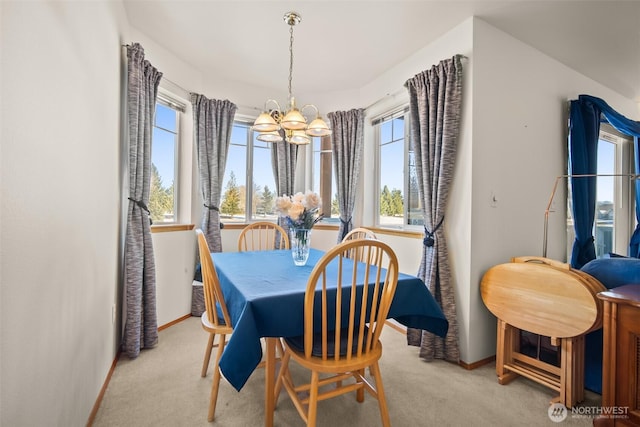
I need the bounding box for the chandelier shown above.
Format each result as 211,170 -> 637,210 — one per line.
252,12 -> 331,144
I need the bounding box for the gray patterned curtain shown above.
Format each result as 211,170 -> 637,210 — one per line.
191,95 -> 237,252
405,56 -> 463,362
328,109 -> 365,242
123,43 -> 162,358
271,137 -> 298,232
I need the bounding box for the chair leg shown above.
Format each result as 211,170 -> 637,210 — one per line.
356,368 -> 365,402
274,351 -> 291,407
201,332 -> 215,377
208,334 -> 227,422
276,338 -> 285,359
369,362 -> 390,427
307,370 -> 320,427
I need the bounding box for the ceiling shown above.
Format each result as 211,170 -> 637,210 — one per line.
123,1 -> 640,103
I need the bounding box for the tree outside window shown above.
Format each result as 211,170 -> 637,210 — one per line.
220,122 -> 278,222
375,110 -> 423,228
150,102 -> 179,223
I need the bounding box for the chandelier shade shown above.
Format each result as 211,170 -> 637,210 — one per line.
256,130 -> 283,143
281,105 -> 307,130
287,130 -> 311,145
251,12 -> 331,144
306,117 -> 332,137
252,112 -> 280,133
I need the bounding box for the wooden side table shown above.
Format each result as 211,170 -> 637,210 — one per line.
595,285 -> 640,427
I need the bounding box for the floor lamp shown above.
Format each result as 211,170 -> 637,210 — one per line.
542,173 -> 639,258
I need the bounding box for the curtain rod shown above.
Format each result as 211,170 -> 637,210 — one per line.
123,45 -> 467,114
123,44 -> 258,112
122,44 -> 190,96
364,54 -> 467,112
542,173 -> 640,258
162,78 -> 259,113
365,88 -> 406,112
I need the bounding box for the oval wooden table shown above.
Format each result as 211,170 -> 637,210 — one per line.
481,256 -> 606,408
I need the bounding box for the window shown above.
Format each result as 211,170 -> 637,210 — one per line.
150,98 -> 182,223
220,120 -> 277,222
594,138 -> 616,257
566,123 -> 634,259
311,136 -> 337,220
374,108 -> 422,228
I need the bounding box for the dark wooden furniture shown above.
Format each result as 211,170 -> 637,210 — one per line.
595,285 -> 640,427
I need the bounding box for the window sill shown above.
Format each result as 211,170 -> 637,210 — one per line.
221,223 -> 248,230
220,222 -> 340,231
151,224 -> 195,233
217,223 -> 422,239
314,223 -> 339,231
368,227 -> 423,239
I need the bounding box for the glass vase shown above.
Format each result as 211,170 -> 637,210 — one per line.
290,228 -> 311,266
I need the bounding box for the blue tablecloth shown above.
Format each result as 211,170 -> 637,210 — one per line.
212,248 -> 448,391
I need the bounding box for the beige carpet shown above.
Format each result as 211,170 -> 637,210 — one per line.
92,317 -> 599,426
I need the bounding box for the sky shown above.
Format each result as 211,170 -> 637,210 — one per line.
152,104 -> 177,189
225,124 -> 275,194
596,139 -> 615,203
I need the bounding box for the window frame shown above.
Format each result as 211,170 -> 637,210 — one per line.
373,106 -> 421,230
311,135 -> 337,221
565,123 -> 635,259
150,93 -> 184,224
220,118 -> 280,223
598,124 -> 634,256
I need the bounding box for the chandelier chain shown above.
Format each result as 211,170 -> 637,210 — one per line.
288,23 -> 294,100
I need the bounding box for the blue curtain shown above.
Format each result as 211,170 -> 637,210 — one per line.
578,95 -> 640,258
579,95 -> 640,136
633,136 -> 640,257
569,99 -> 599,268
569,95 -> 640,268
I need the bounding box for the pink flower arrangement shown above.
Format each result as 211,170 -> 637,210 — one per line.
275,191 -> 323,229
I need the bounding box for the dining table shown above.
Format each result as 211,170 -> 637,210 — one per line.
211,248 -> 449,427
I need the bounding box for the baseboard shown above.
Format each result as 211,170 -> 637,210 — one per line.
458,355 -> 495,370
159,313 -> 193,331
86,350 -> 120,427
87,315 -> 193,425
387,322 -> 494,370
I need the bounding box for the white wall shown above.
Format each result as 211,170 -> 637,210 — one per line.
152,231 -> 195,326
1,1 -> 128,425
467,18 -> 639,363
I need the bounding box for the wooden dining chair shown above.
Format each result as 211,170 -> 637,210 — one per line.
274,239 -> 400,427
238,221 -> 290,252
237,222 -> 288,358
341,227 -> 377,242
196,229 -> 233,422
341,227 -> 378,262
